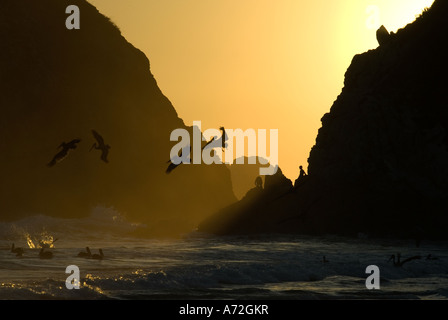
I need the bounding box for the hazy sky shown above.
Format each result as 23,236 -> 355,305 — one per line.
88,0 -> 434,180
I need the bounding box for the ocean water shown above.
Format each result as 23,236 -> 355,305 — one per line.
1,208 -> 447,300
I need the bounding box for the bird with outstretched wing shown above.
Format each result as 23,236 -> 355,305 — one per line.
47,139 -> 81,167
166,145 -> 191,174
90,130 -> 111,163
219,127 -> 227,150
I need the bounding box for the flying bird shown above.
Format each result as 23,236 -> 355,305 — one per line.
201,135 -> 217,152
166,145 -> 191,174
219,126 -> 227,150
201,127 -> 226,152
166,126 -> 227,175
47,139 -> 81,167
90,130 -> 111,163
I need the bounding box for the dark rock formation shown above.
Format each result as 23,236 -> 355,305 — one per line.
376,25 -> 390,46
293,165 -> 308,188
305,0 -> 448,238
0,0 -> 236,237
198,167 -> 292,235
226,156 -> 270,199
199,0 -> 448,239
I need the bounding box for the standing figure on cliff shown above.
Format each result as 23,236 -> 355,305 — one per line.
299,166 -> 307,178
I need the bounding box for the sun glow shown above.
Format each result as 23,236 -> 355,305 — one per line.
380,0 -> 435,32
88,0 -> 435,180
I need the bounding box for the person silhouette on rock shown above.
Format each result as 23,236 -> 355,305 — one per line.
294,165 -> 308,189
299,166 -> 307,178
255,176 -> 263,189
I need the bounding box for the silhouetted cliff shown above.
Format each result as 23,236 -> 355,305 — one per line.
199,167 -> 292,235
226,157 -> 270,199
0,0 -> 236,237
199,0 -> 448,239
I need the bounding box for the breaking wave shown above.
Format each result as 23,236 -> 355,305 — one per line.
0,207 -> 141,247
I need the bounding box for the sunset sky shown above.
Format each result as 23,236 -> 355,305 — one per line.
88,0 -> 434,180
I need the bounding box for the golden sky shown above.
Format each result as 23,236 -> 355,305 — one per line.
88,0 -> 434,180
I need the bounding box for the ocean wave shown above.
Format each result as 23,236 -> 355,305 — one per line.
4,261 -> 448,300
0,207 -> 141,248
1,229 -> 448,300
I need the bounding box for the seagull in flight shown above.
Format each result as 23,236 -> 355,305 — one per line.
90,130 -> 111,163
219,127 -> 227,151
166,145 -> 191,174
201,135 -> 217,151
165,126 -> 227,174
201,127 -> 227,152
47,139 -> 81,167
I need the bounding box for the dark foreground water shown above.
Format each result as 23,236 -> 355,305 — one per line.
1,209 -> 447,300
